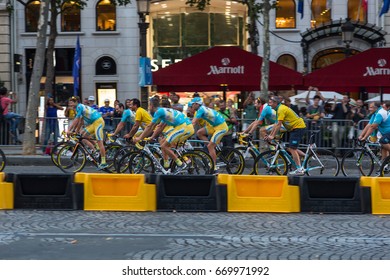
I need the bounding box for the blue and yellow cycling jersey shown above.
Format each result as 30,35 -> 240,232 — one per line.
75,104 -> 102,125
152,107 -> 189,127
258,104 -> 276,124
195,105 -> 225,127
373,108 -> 390,135
121,109 -> 135,124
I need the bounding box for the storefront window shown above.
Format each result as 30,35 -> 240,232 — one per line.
212,13 -> 239,45
96,0 -> 116,31
61,3 -> 81,32
311,0 -> 331,28
348,0 -> 367,23
25,0 -> 40,32
155,14 -> 181,46
184,13 -> 209,46
275,0 -> 296,29
277,54 -> 297,70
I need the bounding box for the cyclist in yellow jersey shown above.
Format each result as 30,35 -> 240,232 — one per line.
124,98 -> 152,139
265,96 -> 307,175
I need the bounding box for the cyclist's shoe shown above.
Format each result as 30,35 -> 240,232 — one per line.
174,162 -> 187,174
289,167 -> 305,176
97,162 -> 109,170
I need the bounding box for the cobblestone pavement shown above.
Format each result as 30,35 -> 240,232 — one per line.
0,211 -> 390,260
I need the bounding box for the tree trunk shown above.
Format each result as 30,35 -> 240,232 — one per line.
260,0 -> 270,101
22,0 -> 49,155
247,0 -> 259,55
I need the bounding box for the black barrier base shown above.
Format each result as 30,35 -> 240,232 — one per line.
298,176 -> 370,213
7,173 -> 83,210
156,175 -> 227,212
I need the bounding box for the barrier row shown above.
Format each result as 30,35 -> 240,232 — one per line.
0,172 -> 389,214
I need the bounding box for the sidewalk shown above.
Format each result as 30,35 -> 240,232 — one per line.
1,145 -> 52,166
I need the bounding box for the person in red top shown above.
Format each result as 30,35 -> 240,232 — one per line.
0,86 -> 22,144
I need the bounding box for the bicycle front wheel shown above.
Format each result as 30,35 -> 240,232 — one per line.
304,149 -> 340,176
341,148 -> 374,177
57,144 -> 86,173
123,151 -> 155,174
236,146 -> 257,175
0,149 -> 6,172
216,148 -> 245,174
254,150 -> 288,175
379,155 -> 390,177
171,151 -> 213,175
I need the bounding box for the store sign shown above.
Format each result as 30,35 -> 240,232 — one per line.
363,59 -> 390,76
207,57 -> 244,75
151,59 -> 182,72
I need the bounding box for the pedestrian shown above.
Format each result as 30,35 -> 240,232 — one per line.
331,95 -> 351,156
350,99 -> 367,139
0,86 -> 23,144
169,92 -> 184,112
99,98 -> 114,129
218,100 -> 237,148
87,96 -> 99,110
42,97 -> 64,153
242,92 -> 258,131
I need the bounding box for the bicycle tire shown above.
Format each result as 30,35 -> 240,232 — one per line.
216,148 -> 245,174
191,149 -> 215,172
50,142 -> 68,166
171,151 -> 213,175
236,146 -> 257,175
126,151 -> 155,174
56,143 -> 87,173
0,148 -> 6,172
379,155 -> 390,177
304,149 -> 340,176
105,144 -> 123,173
254,150 -> 289,175
341,148 -> 374,177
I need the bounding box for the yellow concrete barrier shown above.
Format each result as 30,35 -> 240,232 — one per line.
74,173 -> 156,211
226,175 -> 300,212
361,176 -> 390,214
0,173 -> 13,210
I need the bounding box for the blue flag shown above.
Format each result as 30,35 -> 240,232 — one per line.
72,36 -> 81,96
380,0 -> 390,17
297,0 -> 304,19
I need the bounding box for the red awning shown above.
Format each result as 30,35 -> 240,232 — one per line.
304,48 -> 390,92
153,46 -> 303,92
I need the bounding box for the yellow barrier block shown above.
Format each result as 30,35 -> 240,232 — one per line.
361,176 -> 390,214
0,173 -> 13,209
75,173 -> 156,211
227,175 -> 300,212
217,174 -> 229,185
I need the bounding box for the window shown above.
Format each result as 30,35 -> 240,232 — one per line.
96,56 -> 117,75
275,0 -> 296,29
212,13 -> 239,45
184,13 -> 209,46
61,3 -> 81,32
348,0 -> 367,23
277,54 -> 297,70
25,0 -> 40,32
311,0 -> 331,28
154,14 -> 181,46
96,0 -> 116,31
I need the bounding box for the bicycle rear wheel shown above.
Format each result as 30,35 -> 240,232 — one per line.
379,155 -> 390,177
236,146 -> 257,175
341,148 -> 374,176
304,149 -> 340,176
254,150 -> 288,175
120,151 -> 155,174
171,151 -> 213,175
57,144 -> 86,173
0,149 -> 6,172
216,148 -> 245,174
50,142 -> 67,167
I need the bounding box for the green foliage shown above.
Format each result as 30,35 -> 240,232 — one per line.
185,0 -> 211,11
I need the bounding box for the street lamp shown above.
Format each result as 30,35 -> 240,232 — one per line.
137,0 -> 151,109
341,18 -> 355,58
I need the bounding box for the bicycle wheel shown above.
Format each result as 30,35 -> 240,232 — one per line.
341,148 -> 374,176
127,151 -> 155,174
254,150 -> 288,175
304,149 -> 340,176
57,143 -> 86,173
236,146 -> 257,175
216,148 -> 245,174
105,144 -> 122,173
50,142 -> 68,167
171,151 -> 213,175
192,149 -> 215,172
0,148 -> 6,172
379,155 -> 390,177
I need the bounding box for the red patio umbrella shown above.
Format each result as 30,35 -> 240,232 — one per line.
304,48 -> 390,95
153,46 -> 303,92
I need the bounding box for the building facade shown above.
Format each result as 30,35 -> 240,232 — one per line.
0,0 -> 389,116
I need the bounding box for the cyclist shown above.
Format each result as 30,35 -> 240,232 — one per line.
111,102 -> 136,137
67,96 -> 108,169
190,97 -> 228,173
124,98 -> 152,139
265,96 -> 307,175
133,98 -> 194,172
359,101 -> 390,162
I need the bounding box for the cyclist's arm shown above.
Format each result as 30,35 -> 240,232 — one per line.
360,123 -> 378,140
125,120 -> 141,138
268,120 -> 282,139
134,122 -> 156,142
150,123 -> 166,139
112,121 -> 125,136
67,117 -> 82,134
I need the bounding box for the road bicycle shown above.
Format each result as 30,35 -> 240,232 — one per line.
341,137 -> 382,176
117,138 -> 213,175
56,133 -> 114,173
254,131 -> 340,176
0,148 -> 6,172
236,133 -> 264,175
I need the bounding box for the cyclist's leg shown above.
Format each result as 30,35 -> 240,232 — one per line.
209,123 -> 228,167
164,123 -> 189,164
287,128 -> 306,168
